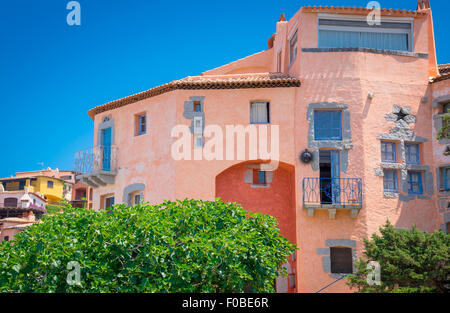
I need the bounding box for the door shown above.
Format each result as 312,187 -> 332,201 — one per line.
330,150 -> 341,205
319,150 -> 340,205
102,128 -> 112,171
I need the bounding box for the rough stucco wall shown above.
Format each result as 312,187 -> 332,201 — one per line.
92,92 -> 177,210
293,10 -> 436,293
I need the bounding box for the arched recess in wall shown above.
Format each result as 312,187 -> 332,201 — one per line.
122,183 -> 145,206
215,160 -> 297,293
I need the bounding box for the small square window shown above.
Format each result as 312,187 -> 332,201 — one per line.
194,101 -> 202,113
407,171 -> 423,195
134,194 -> 142,205
105,196 -> 115,210
314,110 -> 342,140
330,247 -> 353,274
250,102 -> 270,124
47,181 -> 54,189
289,30 -> 298,66
405,144 -> 420,165
383,170 -> 398,193
381,142 -> 396,163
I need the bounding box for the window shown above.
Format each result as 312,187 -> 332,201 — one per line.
105,196 -> 115,210
440,167 -> 450,191
289,30 -> 298,65
381,142 -> 396,162
407,171 -> 423,194
443,102 -> 450,114
250,102 -> 270,124
47,180 -> 54,189
136,114 -> 147,136
194,101 -> 202,113
405,144 -> 420,164
193,116 -> 203,134
4,198 -> 18,208
318,18 -> 412,52
330,247 -> 353,274
314,110 -> 342,140
383,170 -> 398,193
194,135 -> 203,149
4,236 -> 9,242
258,171 -> 266,185
134,194 -> 142,205
61,175 -> 72,181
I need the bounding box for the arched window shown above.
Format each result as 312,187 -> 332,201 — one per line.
4,198 -> 18,208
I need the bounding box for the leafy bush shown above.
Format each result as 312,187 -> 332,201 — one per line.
0,199 -> 296,293
347,221 -> 450,293
45,204 -> 66,215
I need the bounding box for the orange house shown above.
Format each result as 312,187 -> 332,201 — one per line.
75,1 -> 449,292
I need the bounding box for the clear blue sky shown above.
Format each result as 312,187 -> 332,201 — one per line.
0,0 -> 448,178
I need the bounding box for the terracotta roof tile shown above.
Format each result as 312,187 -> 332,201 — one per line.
88,73 -> 301,119
431,64 -> 450,83
302,5 -> 426,16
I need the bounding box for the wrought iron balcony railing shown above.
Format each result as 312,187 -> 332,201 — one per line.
74,146 -> 118,174
302,177 -> 362,208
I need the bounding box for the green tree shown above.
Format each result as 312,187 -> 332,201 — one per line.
0,199 -> 296,293
347,221 -> 450,293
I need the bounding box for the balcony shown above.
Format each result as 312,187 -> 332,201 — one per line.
74,146 -> 118,188
302,177 -> 362,219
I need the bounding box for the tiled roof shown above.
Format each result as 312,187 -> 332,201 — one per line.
438,64 -> 450,74
431,64 -> 450,83
88,73 -> 301,119
302,5 -> 427,16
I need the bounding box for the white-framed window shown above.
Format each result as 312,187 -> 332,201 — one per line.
317,14 -> 413,52
289,30 -> 298,65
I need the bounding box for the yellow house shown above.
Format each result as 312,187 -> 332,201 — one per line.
0,176 -> 69,204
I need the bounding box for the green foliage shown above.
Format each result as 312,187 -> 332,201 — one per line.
437,113 -> 450,140
0,199 -> 296,293
45,204 -> 66,215
347,221 -> 450,293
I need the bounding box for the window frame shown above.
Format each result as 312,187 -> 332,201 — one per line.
47,180 -> 54,189
193,101 -> 202,113
317,14 -> 414,53
314,110 -> 343,141
250,101 -> 270,125
441,167 -> 450,191
407,171 -> 423,195
405,143 -> 420,165
330,247 -> 353,274
383,169 -> 398,193
442,102 -> 450,114
381,141 -> 397,163
137,113 -> 147,136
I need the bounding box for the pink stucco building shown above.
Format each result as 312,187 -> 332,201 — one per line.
76,1 -> 449,292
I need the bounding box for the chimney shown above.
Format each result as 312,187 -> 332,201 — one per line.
417,0 -> 430,10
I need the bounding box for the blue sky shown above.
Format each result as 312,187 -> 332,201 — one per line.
0,0 -> 448,178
